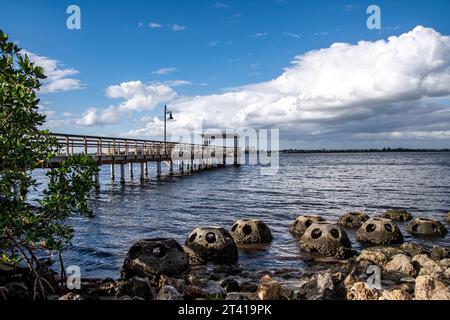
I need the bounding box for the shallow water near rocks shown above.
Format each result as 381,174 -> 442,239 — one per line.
33,152 -> 450,279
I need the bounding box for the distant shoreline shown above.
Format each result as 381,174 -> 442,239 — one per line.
279,148 -> 450,154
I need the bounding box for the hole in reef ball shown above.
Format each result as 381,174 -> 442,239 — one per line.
231,224 -> 238,232
189,233 -> 197,243
330,228 -> 340,239
129,244 -> 141,260
412,224 -> 419,233
311,228 -> 322,239
384,224 -> 393,232
242,224 -> 252,236
152,245 -> 167,258
345,217 -> 353,224
305,219 -> 313,228
366,224 -> 376,233
206,232 -> 217,243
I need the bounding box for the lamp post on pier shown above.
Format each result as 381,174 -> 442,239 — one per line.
164,105 -> 174,157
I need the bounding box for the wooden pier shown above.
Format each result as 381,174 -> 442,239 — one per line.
47,133 -> 240,189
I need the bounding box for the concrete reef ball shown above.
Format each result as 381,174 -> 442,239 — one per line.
445,212 -> 450,224
230,219 -> 273,244
299,222 -> 352,259
121,238 -> 189,280
291,215 -> 326,237
185,227 -> 238,264
407,218 -> 448,237
338,211 -> 370,229
356,218 -> 404,245
381,209 -> 413,222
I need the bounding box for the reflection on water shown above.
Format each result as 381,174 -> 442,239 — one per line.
33,152 -> 450,278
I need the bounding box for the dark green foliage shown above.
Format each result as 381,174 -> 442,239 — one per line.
0,29 -> 98,289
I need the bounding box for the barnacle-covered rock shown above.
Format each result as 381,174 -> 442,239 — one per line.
381,209 -> 413,222
185,227 -> 238,264
299,222 -> 352,259
121,238 -> 188,281
407,218 -> 448,237
230,219 -> 273,244
356,218 -> 403,245
338,211 -> 369,229
290,215 -> 325,237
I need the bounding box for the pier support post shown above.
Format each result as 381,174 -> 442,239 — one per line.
95,172 -> 100,191
140,162 -> 145,182
145,162 -> 149,179
156,161 -> 161,179
223,133 -> 227,167
129,162 -> 133,178
110,164 -> 115,180
201,147 -> 204,170
191,145 -> 195,173
234,135 -> 239,166
181,161 -> 184,176
120,163 -> 125,184
169,161 -> 174,176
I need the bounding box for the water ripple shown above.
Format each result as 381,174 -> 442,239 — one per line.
32,152 -> 450,278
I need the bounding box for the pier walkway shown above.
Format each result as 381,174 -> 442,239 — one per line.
47,133 -> 240,189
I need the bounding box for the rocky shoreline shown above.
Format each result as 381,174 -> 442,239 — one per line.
1,210 -> 449,301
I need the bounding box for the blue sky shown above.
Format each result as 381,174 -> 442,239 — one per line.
2,0 -> 450,148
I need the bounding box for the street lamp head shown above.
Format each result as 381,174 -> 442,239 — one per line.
168,112 -> 174,120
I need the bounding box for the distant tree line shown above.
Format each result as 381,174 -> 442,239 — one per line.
281,148 -> 450,154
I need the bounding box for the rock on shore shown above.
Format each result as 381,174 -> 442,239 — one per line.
291,215 -> 325,237
230,219 -> 273,244
185,227 -> 238,264
2,218 -> 449,302
381,209 -> 413,222
407,218 -> 448,237
414,275 -> 450,300
338,212 -> 369,229
356,218 -> 404,245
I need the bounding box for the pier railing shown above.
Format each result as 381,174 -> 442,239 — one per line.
45,133 -> 240,186
49,133 -> 237,164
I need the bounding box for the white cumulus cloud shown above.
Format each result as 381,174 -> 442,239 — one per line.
126,26 -> 450,146
75,106 -> 122,127
24,51 -> 84,93
54,26 -> 450,147
106,81 -> 177,112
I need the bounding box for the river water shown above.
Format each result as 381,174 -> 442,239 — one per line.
47,152 -> 450,278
